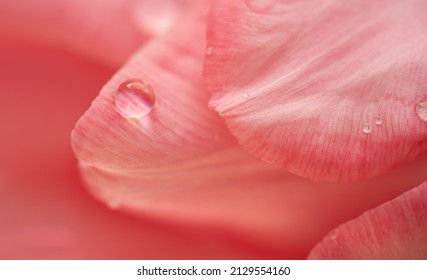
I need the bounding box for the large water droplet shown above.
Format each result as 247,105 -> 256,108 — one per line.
375,116 -> 383,125
115,79 -> 155,118
362,123 -> 372,134
416,101 -> 427,122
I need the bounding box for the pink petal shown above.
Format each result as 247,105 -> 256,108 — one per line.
308,180 -> 427,259
204,0 -> 427,182
0,37 -> 263,259
71,2 -> 427,258
72,2 -> 233,170
73,2 -> 290,236
0,0 -> 190,66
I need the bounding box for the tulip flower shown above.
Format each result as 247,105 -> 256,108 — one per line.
1,0 -> 426,259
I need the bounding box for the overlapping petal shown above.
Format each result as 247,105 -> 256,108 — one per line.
72,2 -> 300,241
308,181 -> 427,259
71,1 -> 427,257
0,39 -> 257,259
3,0 -> 426,259
204,0 -> 427,182
72,3 -> 233,170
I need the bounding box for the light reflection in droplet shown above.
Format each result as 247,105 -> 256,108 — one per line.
362,123 -> 372,134
114,79 -> 155,119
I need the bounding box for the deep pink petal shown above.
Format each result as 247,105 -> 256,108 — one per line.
308,181 -> 427,259
204,0 -> 427,182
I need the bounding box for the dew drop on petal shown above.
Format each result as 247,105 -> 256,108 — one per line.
114,79 -> 155,119
206,47 -> 213,56
416,101 -> 427,122
242,92 -> 250,98
362,123 -> 372,134
375,116 -> 383,125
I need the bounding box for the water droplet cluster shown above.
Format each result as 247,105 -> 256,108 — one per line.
362,116 -> 383,134
362,99 -> 427,133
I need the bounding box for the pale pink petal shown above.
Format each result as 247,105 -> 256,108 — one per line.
308,181 -> 427,259
71,1 -> 427,258
0,0 -> 192,66
204,0 -> 427,182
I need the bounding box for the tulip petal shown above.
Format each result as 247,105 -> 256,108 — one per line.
71,3 -> 297,240
71,1 -> 427,257
0,38 -> 265,259
72,3 -> 234,171
204,0 -> 427,182
308,181 -> 427,259
0,0 -> 192,66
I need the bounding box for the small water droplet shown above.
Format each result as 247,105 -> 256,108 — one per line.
416,101 -> 427,122
362,123 -> 372,134
115,79 -> 155,119
206,47 -> 213,55
375,116 -> 383,125
107,198 -> 122,210
242,92 -> 250,98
